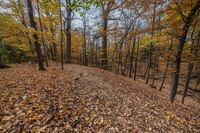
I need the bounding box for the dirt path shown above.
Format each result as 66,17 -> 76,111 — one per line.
0,64 -> 199,132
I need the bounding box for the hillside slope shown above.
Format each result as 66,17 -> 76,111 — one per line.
0,64 -> 199,132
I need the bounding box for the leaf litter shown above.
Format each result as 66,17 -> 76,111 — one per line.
0,64 -> 199,132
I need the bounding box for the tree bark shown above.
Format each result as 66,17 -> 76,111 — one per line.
26,0 -> 45,71
159,42 -> 173,90
182,27 -> 199,103
195,72 -> 200,91
129,37 -> 136,78
83,13 -> 87,66
170,0 -> 200,103
95,39 -> 99,67
102,17 -> 108,70
152,55 -> 157,87
45,11 -> 58,60
146,0 -> 157,84
145,44 -> 152,84
65,0 -> 72,63
195,31 -> 200,91
17,0 -> 34,53
36,0 -> 48,67
59,0 -> 64,69
134,35 -> 140,80
182,63 -> 193,103
123,49 -> 130,76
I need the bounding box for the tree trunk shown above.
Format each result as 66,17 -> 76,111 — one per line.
95,39 -> 99,67
117,46 -> 122,75
123,50 -> 130,76
134,35 -> 140,80
91,38 -> 95,66
182,27 -> 199,103
65,0 -> 72,63
83,13 -> 87,66
102,17 -> 108,70
17,0 -> 34,54
160,62 -> 169,90
160,42 -> 173,90
26,0 -> 45,71
36,0 -> 48,67
146,44 -> 152,84
129,37 -> 136,78
182,63 -> 193,103
110,35 -> 117,72
170,0 -> 200,103
195,31 -> 200,91
45,11 -> 58,60
146,0 -> 156,84
195,71 -> 200,91
144,64 -> 149,80
59,0 -> 64,69
152,55 -> 157,87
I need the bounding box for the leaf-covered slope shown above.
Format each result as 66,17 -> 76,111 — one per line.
0,64 -> 199,132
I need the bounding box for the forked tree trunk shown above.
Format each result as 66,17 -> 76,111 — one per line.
182,27 -> 198,103
170,0 -> 200,103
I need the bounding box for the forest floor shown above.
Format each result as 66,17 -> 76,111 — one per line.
0,64 -> 200,133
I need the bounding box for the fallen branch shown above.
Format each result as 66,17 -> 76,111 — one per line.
42,102 -> 58,126
71,117 -> 81,128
